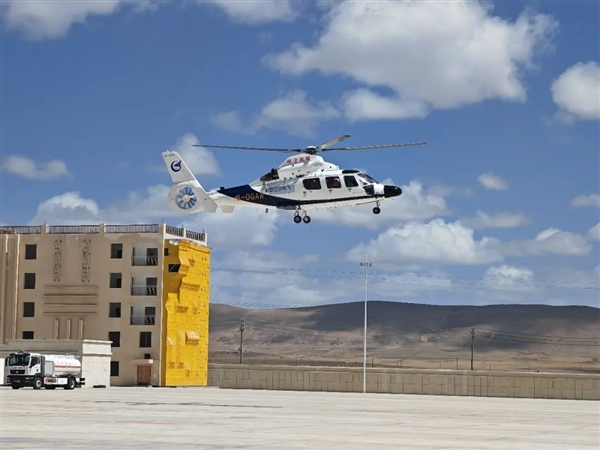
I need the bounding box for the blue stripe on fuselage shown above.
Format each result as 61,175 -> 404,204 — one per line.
218,185 -> 374,210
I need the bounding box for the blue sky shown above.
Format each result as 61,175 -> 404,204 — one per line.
1,0 -> 599,308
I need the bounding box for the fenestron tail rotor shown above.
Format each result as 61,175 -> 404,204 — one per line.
191,135 -> 426,155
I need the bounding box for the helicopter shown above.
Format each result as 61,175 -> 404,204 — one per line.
162,134 -> 426,224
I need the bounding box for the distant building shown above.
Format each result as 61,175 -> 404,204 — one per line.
0,223 -> 210,387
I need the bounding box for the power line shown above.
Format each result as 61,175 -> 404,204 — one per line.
212,263 -> 600,290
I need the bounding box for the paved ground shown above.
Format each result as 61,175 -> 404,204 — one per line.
1,387 -> 598,449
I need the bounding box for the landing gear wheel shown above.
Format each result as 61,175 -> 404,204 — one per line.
294,215 -> 302,224
373,207 -> 381,214
303,215 -> 311,224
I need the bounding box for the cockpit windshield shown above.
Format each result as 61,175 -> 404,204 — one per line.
357,172 -> 378,184
7,353 -> 30,366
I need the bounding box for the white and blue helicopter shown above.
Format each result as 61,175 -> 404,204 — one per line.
163,135 -> 425,224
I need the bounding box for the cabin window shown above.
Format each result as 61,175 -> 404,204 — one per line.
302,178 -> 322,190
326,176 -> 342,189
344,175 -> 359,188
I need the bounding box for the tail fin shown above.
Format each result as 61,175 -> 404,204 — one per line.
162,150 -> 219,213
163,150 -> 198,184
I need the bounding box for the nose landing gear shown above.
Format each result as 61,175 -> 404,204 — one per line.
373,201 -> 381,214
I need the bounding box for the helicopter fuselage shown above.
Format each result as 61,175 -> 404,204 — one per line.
206,166 -> 402,211
163,149 -> 404,224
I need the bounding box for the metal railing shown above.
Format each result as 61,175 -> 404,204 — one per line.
47,225 -> 100,234
131,285 -> 158,296
0,223 -> 206,244
0,226 -> 42,234
130,315 -> 156,326
185,229 -> 206,242
131,255 -> 159,266
105,224 -> 159,233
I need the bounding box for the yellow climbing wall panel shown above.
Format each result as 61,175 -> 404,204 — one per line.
161,239 -> 210,386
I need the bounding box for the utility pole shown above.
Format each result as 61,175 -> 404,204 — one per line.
239,318 -> 245,364
359,255 -> 372,393
470,327 -> 475,371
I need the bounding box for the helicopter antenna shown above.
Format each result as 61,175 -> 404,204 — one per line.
192,135 -> 426,155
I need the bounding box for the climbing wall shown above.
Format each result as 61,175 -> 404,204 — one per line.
161,239 -> 210,386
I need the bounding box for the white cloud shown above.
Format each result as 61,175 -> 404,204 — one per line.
212,250 -> 451,308
149,133 -> 220,176
263,0 -> 558,121
587,222 -> 600,241
345,219 -> 594,269
341,88 -> 428,122
482,264 -> 536,293
461,210 -> 531,229
29,192 -> 100,225
202,0 -> 297,25
211,90 -> 340,137
212,250 -> 356,308
572,193 -> 600,208
27,186 -> 280,250
1,0 -> 294,41
478,172 -> 509,190
1,155 -> 70,180
311,180 -> 449,229
346,219 -> 502,267
551,61 -> 600,121
1,0 -> 126,40
501,227 -> 592,257
168,133 -> 220,176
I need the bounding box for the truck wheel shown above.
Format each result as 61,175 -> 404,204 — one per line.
64,376 -> 76,390
33,377 -> 43,390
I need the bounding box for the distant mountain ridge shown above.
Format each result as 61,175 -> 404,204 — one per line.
207,301 -> 600,372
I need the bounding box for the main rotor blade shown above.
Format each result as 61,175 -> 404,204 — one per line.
316,134 -> 351,150
191,144 -> 302,153
321,142 -> 427,151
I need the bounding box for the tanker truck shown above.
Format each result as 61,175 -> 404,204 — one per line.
5,351 -> 85,390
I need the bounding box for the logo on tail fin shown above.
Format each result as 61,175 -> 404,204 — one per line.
170,160 -> 182,172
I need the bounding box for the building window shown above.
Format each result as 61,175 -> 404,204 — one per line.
168,264 -> 180,272
25,244 -> 37,260
24,273 -> 36,289
326,176 -> 342,188
110,361 -> 119,377
110,243 -> 123,259
164,248 -> 170,257
108,331 -> 120,347
302,178 -> 321,190
344,175 -> 359,187
109,302 -> 121,318
139,331 -> 152,348
109,273 -> 122,288
22,331 -> 34,339
23,302 -> 35,317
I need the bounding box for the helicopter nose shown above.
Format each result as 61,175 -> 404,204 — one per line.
384,185 -> 402,198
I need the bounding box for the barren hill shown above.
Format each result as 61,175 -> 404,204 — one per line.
208,301 -> 600,373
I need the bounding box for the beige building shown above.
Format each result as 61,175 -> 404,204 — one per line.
0,223 -> 211,387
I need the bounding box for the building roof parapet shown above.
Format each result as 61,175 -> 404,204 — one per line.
0,223 -> 207,246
